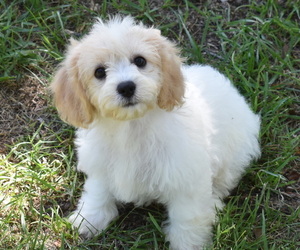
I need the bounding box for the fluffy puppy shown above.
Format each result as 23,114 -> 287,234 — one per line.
51,16 -> 260,249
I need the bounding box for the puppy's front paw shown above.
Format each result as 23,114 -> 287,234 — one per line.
164,209 -> 215,250
68,212 -> 99,238
165,222 -> 212,250
68,207 -> 118,238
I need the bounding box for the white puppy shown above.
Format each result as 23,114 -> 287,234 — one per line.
51,16 -> 260,249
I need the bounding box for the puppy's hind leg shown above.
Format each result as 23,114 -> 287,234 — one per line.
68,177 -> 118,238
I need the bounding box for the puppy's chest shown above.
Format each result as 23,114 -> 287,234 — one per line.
107,132 -> 168,203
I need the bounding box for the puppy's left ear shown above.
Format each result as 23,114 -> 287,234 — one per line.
155,31 -> 185,111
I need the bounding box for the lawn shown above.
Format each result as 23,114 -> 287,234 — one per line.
0,0 -> 299,249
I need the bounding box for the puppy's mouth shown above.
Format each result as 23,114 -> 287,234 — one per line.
123,101 -> 138,107
120,95 -> 139,108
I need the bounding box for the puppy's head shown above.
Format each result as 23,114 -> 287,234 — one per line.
51,16 -> 184,128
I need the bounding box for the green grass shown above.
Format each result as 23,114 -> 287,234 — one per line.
0,0 -> 299,249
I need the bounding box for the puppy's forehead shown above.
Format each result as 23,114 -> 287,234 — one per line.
81,25 -> 160,62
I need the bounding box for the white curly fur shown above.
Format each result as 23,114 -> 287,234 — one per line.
51,16 -> 260,249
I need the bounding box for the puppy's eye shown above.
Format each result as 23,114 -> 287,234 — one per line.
133,56 -> 147,68
94,67 -> 106,79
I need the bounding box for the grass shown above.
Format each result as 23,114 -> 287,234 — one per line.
0,0 -> 299,249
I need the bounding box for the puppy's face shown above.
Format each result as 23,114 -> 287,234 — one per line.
79,26 -> 162,121
51,17 -> 184,127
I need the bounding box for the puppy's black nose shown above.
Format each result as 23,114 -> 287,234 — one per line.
117,81 -> 136,98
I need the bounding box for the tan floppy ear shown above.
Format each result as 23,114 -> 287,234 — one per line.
157,35 -> 185,111
50,45 -> 96,128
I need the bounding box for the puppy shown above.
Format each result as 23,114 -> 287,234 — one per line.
51,16 -> 260,249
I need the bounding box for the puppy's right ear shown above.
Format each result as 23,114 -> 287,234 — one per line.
51,42 -> 96,128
